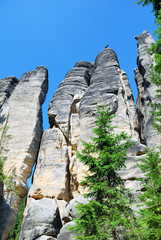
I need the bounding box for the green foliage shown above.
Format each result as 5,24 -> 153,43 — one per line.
9,196 -> 27,240
70,106 -> 138,240
137,148 -> 161,239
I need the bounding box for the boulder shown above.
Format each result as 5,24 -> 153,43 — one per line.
57,221 -> 76,240
19,198 -> 62,240
62,195 -> 89,223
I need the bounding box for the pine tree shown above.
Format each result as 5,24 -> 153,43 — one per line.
70,106 -> 138,240
137,148 -> 161,240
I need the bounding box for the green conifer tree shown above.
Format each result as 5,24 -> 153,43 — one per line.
137,148 -> 161,240
71,106 -> 138,240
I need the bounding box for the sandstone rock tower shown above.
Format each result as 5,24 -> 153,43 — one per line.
0,31 -> 160,240
0,67 -> 48,239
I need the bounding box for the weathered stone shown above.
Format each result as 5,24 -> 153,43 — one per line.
127,140 -> 146,156
116,70 -> 139,138
0,66 -> 48,239
48,63 -> 92,134
36,236 -> 56,240
0,76 -> 19,109
76,48 -> 139,193
56,199 -> 68,220
57,221 -> 76,240
62,195 -> 89,223
135,31 -> 160,147
28,128 -> 70,202
21,44 -> 156,239
0,181 -> 3,215
19,198 -> 62,240
1,66 -> 48,195
0,191 -> 21,240
118,155 -> 145,181
74,61 -> 94,70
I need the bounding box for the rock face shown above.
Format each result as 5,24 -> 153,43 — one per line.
20,47 -> 142,240
0,66 -> 48,240
1,31 -> 160,240
0,76 -> 19,109
135,30 -> 160,147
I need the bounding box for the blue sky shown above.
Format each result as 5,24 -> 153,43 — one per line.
0,0 -> 156,130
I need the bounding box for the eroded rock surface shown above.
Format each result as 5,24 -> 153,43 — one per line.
14,33 -> 160,240
48,62 -> 92,135
57,221 -> 76,240
76,48 -> 139,193
20,48 -> 142,240
0,76 -> 19,109
135,30 -> 160,147
0,66 -> 48,240
28,128 -> 70,202
19,198 -> 62,240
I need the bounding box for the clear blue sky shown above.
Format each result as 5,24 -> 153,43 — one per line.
0,0 -> 156,130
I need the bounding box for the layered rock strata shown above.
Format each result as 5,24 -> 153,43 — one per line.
0,66 -> 48,240
135,30 -> 160,147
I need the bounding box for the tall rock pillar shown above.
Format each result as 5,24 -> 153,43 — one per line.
0,66 -> 48,240
135,31 -> 160,147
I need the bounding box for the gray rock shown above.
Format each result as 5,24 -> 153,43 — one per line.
135,31 -> 160,148
57,221 -> 76,240
21,46 -> 154,239
0,181 -> 3,214
74,61 -> 94,69
48,63 -> 92,134
0,66 -> 48,239
127,140 -> 146,156
79,48 -> 139,147
36,236 -> 56,240
118,155 -> 145,181
19,198 -> 62,240
28,128 -> 70,202
0,76 -> 19,109
0,191 -> 21,240
76,48 -> 139,193
62,195 -> 89,223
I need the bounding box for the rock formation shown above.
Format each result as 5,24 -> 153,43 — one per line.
135,30 -> 160,148
20,47 -> 143,239
0,31 -> 159,240
0,66 -> 48,240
